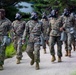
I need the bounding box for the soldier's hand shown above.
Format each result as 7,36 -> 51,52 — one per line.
13,36 -> 16,40
60,27 -> 64,31
22,39 -> 26,45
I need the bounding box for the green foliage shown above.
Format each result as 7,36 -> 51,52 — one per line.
5,43 -> 16,58
5,43 -> 27,58
5,6 -> 19,21
20,12 -> 31,21
0,0 -> 23,7
30,0 -> 76,16
70,70 -> 76,75
22,44 -> 27,51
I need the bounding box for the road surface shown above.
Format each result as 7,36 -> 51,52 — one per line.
0,44 -> 76,75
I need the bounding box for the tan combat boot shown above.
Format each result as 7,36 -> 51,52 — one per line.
58,56 -> 62,62
16,59 -> 20,64
65,51 -> 68,56
0,65 -> 3,70
68,51 -> 71,57
35,62 -> 40,70
44,48 -> 46,54
51,55 -> 56,62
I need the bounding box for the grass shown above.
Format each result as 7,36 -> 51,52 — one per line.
70,71 -> 76,75
5,43 -> 27,58
5,34 -> 27,58
5,43 -> 16,58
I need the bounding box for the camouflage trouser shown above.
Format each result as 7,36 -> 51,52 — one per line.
64,33 -> 74,51
40,34 -> 49,49
0,36 -> 6,65
49,36 -> 62,57
42,36 -> 49,49
72,37 -> 76,51
26,41 -> 40,62
13,36 -> 23,59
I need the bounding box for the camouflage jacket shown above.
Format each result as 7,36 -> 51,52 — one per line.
41,19 -> 50,36
12,20 -> 26,36
49,17 -> 63,36
0,18 -> 11,36
60,15 -> 75,33
23,20 -> 43,42
61,15 -> 75,28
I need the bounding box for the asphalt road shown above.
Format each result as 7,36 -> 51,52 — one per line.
0,44 -> 76,75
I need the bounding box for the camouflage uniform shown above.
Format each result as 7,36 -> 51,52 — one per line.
0,18 -> 11,66
12,20 -> 26,60
40,19 -> 50,53
61,15 -> 75,55
23,20 -> 43,64
74,15 -> 76,50
49,17 -> 63,62
71,13 -> 76,51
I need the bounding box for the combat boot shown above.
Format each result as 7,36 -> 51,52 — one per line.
72,41 -> 75,51
35,62 -> 40,70
0,65 -> 3,70
68,51 -> 71,57
30,59 -> 34,65
16,59 -> 20,64
51,55 -> 56,62
73,45 -> 75,51
58,56 -> 62,62
19,57 -> 22,60
65,51 -> 68,56
44,48 -> 46,54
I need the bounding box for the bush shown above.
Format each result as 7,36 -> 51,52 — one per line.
5,43 -> 27,58
5,6 -> 19,21
5,43 -> 16,58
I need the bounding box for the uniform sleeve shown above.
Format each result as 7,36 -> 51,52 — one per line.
9,21 -> 12,31
58,16 -> 63,27
22,22 -> 29,40
48,19 -> 52,35
72,16 -> 75,27
46,23 -> 50,36
40,21 -> 44,33
74,17 -> 76,29
23,21 -> 26,30
7,20 -> 12,37
11,22 -> 16,33
2,20 -> 12,32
